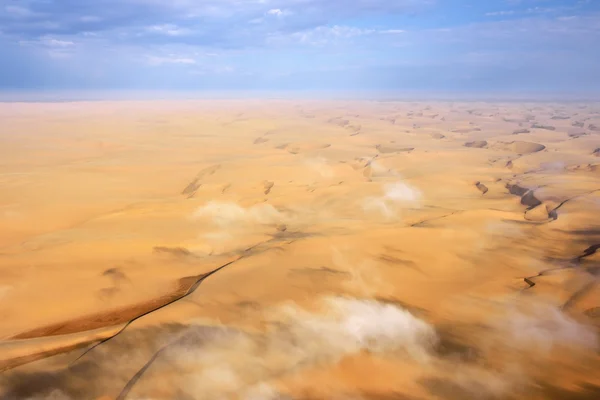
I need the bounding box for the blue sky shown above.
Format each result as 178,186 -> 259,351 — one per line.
0,0 -> 599,92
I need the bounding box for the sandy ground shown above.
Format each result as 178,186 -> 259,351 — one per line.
0,99 -> 599,399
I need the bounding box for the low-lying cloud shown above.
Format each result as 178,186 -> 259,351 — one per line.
10,293 -> 599,400
193,201 -> 286,228
363,180 -> 422,219
305,156 -> 335,178
127,296 -> 438,399
190,200 -> 290,254
435,298 -> 600,399
496,301 -> 598,353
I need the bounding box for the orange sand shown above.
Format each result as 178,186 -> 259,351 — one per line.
0,100 -> 599,399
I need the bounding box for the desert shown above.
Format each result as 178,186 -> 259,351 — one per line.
0,99 -> 599,399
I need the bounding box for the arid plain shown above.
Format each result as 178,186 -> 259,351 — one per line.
0,99 -> 599,400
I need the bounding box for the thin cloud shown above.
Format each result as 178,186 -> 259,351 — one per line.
267,8 -> 286,16
0,0 -> 428,40
380,29 -> 406,33
485,10 -> 516,17
45,38 -> 75,47
147,24 -> 191,36
146,55 -> 196,65
4,5 -> 36,17
18,37 -> 75,48
1,0 -> 599,90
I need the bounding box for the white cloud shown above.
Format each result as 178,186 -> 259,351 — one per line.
3,0 -> 599,91
305,157 -> 334,178
18,36 -> 75,48
266,8 -> 292,17
192,201 -> 285,227
152,296 -> 437,398
363,180 -> 422,219
17,35 -> 78,59
526,7 -> 561,14
147,55 -> 196,65
276,24 -> 410,46
280,296 -> 438,362
44,38 -> 75,47
267,8 -> 283,16
329,25 -> 375,37
284,25 -> 377,46
557,16 -> 577,21
499,302 -> 598,353
147,24 -> 191,36
485,10 -> 515,17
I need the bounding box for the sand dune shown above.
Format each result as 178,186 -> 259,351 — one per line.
0,100 -> 599,399
491,141 -> 546,154
464,140 -> 487,148
375,144 -> 414,154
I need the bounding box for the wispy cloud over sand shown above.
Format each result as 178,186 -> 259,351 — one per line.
305,156 -> 334,178
190,201 -> 289,254
193,201 -> 286,228
495,302 -> 598,353
12,293 -> 598,400
291,297 -> 438,361
365,159 -> 396,177
331,246 -> 392,298
363,180 -> 422,219
433,298 -> 599,399
125,296 -> 437,399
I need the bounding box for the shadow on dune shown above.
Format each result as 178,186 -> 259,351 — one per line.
298,393 -> 422,400
418,377 -> 493,400
0,324 -> 229,400
537,384 -> 600,400
419,378 -> 600,400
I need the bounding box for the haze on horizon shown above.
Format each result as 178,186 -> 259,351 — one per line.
1,0 -> 599,94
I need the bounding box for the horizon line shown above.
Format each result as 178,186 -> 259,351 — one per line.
1,89 -> 600,103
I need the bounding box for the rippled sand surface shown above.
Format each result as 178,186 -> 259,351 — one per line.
0,100 -> 599,399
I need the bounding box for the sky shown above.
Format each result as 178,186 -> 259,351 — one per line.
0,0 -> 599,93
